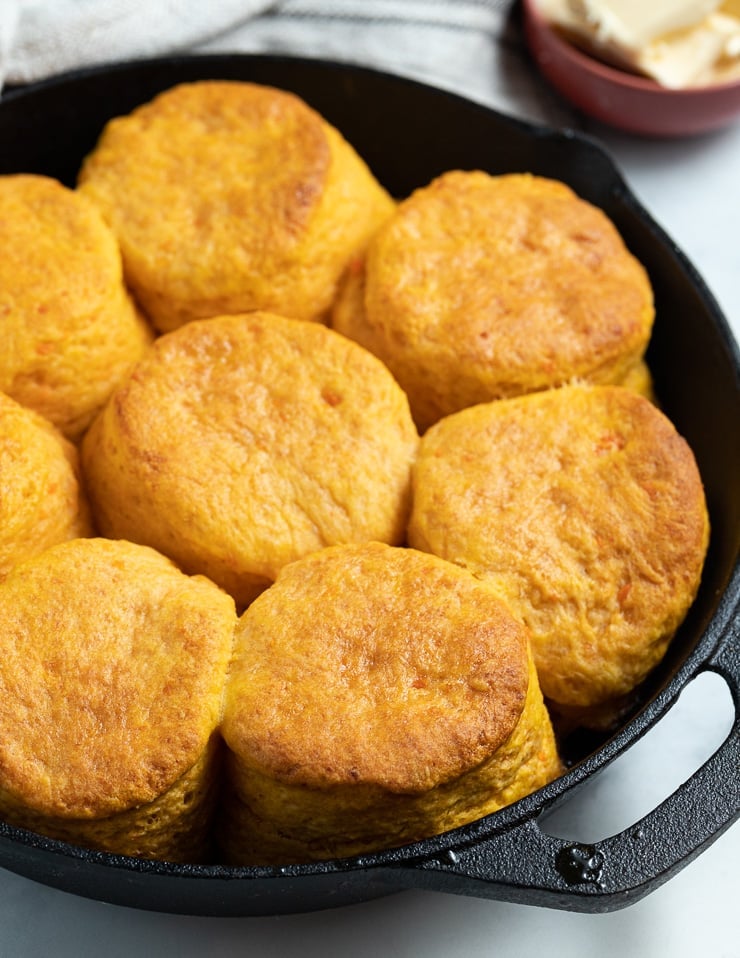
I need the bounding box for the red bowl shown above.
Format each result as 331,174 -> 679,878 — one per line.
522,0 -> 740,136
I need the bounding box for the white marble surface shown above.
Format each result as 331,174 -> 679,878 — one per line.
0,13 -> 738,957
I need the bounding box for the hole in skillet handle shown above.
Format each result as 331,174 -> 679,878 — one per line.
541,671 -> 734,845
394,606 -> 740,913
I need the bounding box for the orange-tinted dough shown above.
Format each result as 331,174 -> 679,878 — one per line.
0,538 -> 236,861
0,392 -> 93,579
0,174 -> 152,440
78,80 -> 395,332
333,171 -> 654,431
219,542 -> 561,863
408,385 -> 709,725
81,312 -> 419,608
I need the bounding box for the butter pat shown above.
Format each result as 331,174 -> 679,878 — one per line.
537,0 -> 740,87
641,12 -> 740,86
568,0 -> 720,48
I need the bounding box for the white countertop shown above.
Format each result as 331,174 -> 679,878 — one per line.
1,18 -> 738,958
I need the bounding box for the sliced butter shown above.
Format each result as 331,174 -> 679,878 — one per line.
536,0 -> 740,87
640,12 -> 740,87
568,0 -> 720,48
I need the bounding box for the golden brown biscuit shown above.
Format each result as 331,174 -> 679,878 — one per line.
0,174 -> 153,440
81,312 -> 419,609
408,385 -> 709,726
616,357 -> 656,403
219,542 -> 561,864
0,392 -> 93,579
332,171 -> 654,431
0,538 -> 236,861
77,80 -> 395,333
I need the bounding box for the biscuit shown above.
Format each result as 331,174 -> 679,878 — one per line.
0,174 -> 153,440
77,80 -> 395,333
408,385 -> 709,726
219,542 -> 561,864
618,357 -> 656,403
332,171 -> 655,431
0,392 -> 93,580
0,538 -> 236,861
81,312 -> 419,608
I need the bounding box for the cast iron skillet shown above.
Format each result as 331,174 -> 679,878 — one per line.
0,54 -> 738,917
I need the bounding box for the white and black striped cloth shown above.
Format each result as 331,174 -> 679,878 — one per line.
0,0 -> 575,126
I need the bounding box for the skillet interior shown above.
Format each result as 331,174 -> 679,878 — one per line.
0,54 -> 738,916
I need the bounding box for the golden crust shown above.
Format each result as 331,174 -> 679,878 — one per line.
332,171 -> 654,431
408,385 -> 709,718
77,80 -> 395,332
0,737 -> 222,862
81,312 -> 419,608
219,542 -> 561,863
0,392 -> 93,579
0,174 -> 153,440
0,538 -> 235,859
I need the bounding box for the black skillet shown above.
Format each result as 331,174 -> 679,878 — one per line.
0,54 -> 738,917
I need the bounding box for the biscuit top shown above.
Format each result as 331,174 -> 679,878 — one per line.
0,174 -> 123,382
0,173 -> 122,300
408,385 -> 710,706
79,80 -> 328,270
83,312 -> 419,598
0,173 -> 152,438
360,171 -> 654,424
222,542 -> 530,793
0,538 -> 236,819
77,80 -> 393,330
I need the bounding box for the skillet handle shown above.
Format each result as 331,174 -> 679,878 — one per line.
396,619 -> 740,913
